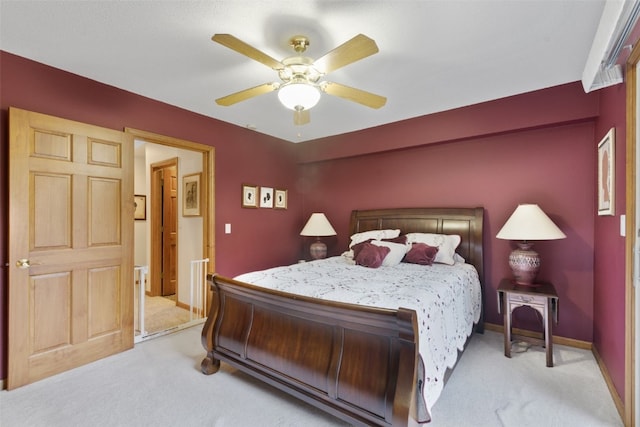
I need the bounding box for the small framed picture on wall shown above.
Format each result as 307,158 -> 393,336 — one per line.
597,128 -> 615,216
134,195 -> 146,220
242,184 -> 258,208
274,189 -> 287,209
260,187 -> 274,208
183,173 -> 202,217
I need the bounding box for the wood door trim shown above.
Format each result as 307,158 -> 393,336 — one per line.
624,41 -> 640,427
124,127 -> 215,282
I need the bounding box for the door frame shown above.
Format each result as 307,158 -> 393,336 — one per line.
625,41 -> 639,427
125,128 -> 215,284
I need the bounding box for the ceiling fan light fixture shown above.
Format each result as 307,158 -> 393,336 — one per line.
278,82 -> 321,111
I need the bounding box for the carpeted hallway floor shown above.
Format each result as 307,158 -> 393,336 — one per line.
134,294 -> 193,337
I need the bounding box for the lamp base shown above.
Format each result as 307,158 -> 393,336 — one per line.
508,242 -> 540,286
309,240 -> 327,260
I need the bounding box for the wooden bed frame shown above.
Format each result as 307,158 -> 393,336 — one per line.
201,207 -> 484,426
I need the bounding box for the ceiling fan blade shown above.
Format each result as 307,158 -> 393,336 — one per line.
294,108 -> 310,126
313,34 -> 379,74
215,82 -> 279,106
212,34 -> 284,70
322,82 -> 387,109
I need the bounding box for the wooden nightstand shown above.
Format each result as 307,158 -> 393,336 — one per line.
497,278 -> 559,367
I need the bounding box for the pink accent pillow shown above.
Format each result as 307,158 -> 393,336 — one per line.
355,242 -> 390,268
404,243 -> 439,266
351,239 -> 374,259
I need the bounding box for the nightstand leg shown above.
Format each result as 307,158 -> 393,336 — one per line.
545,301 -> 553,367
504,302 -> 511,358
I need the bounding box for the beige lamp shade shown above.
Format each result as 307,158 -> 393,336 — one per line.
496,204 -> 566,241
496,204 -> 565,286
300,213 -> 337,237
300,213 -> 336,260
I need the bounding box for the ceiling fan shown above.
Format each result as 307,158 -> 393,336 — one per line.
212,33 -> 387,125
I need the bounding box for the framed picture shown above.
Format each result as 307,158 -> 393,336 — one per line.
134,195 -> 146,220
274,189 -> 288,209
598,128 -> 615,216
260,186 -> 274,208
242,184 -> 258,208
183,173 -> 201,217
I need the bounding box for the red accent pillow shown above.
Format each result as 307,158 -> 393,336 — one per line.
404,243 -> 439,265
351,239 -> 374,259
355,242 -> 390,268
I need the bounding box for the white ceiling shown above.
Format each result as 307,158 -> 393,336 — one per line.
0,1 -> 607,143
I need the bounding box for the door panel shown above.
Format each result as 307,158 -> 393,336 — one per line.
89,177 -> 121,245
88,265 -> 121,337
31,272 -> 71,352
33,173 -> 71,249
8,107 -> 134,389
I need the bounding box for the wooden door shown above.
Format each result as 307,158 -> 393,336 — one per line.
162,165 -> 177,296
8,107 -> 134,389
150,159 -> 178,297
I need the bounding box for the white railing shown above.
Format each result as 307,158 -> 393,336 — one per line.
190,258 -> 209,321
134,265 -> 148,339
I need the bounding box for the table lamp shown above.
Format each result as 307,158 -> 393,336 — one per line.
300,213 -> 336,260
496,204 -> 566,286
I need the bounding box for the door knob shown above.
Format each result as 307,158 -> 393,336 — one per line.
16,259 -> 31,268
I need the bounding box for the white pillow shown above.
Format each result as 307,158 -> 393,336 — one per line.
371,240 -> 409,266
349,229 -> 401,248
405,233 -> 461,265
341,251 -> 357,264
453,253 -> 466,264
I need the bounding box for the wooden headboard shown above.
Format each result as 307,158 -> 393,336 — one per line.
350,207 -> 485,328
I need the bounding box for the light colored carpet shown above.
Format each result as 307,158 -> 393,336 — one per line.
0,327 -> 622,427
429,331 -> 622,427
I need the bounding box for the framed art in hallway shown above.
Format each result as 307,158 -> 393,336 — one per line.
183,173 -> 201,217
134,195 -> 146,220
242,184 -> 258,208
597,128 -> 615,216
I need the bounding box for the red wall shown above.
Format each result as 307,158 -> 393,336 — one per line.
296,78 -> 629,401
593,82 -> 627,400
296,84 -> 599,342
0,51 -> 304,379
0,50 -> 630,403
587,20 -> 640,403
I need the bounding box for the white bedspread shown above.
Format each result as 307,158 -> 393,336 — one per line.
234,256 -> 482,413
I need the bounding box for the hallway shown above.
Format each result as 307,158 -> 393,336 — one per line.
135,294 -> 192,337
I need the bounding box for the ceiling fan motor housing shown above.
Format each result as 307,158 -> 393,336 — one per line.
278,57 -> 322,84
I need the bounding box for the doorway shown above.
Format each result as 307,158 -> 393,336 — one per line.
127,128 -> 215,341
